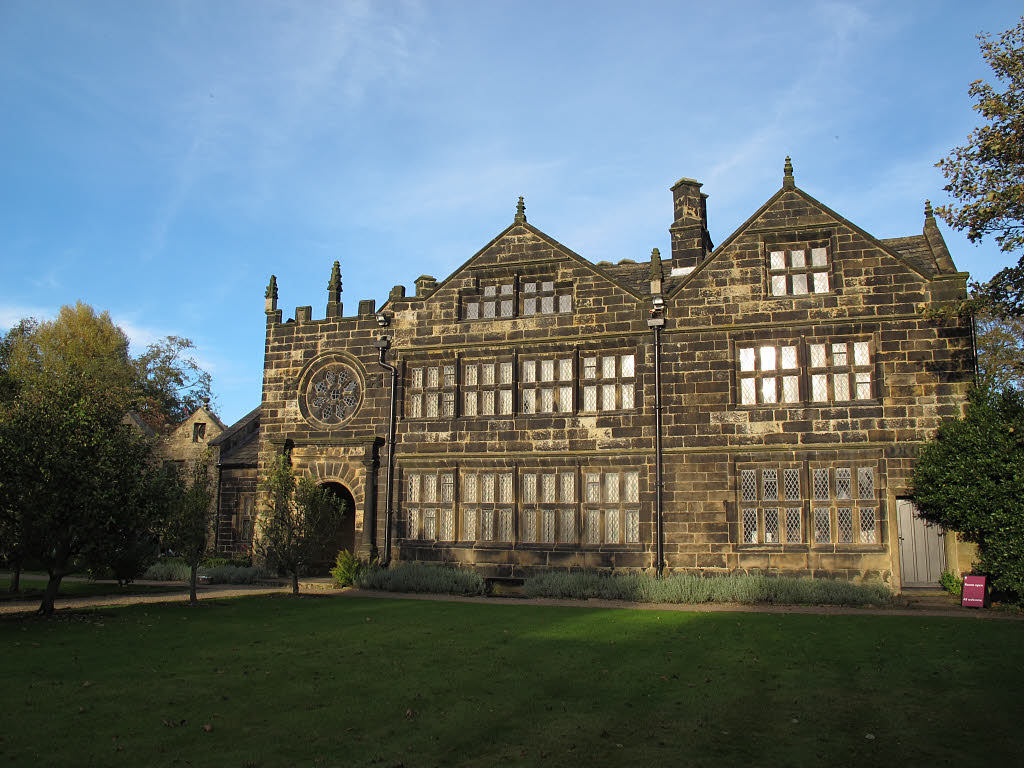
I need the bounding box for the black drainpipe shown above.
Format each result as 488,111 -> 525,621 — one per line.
375,335 -> 398,566
648,297 -> 665,577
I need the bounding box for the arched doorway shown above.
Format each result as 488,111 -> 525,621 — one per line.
311,482 -> 356,574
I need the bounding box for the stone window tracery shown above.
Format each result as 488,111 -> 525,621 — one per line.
463,282 -> 514,320
521,279 -> 572,316
581,354 -> 636,412
582,470 -> 640,545
461,470 -> 514,544
521,357 -> 574,414
462,360 -> 514,416
302,361 -> 363,426
405,470 -> 455,541
408,363 -> 456,419
768,244 -> 831,297
521,471 -> 576,544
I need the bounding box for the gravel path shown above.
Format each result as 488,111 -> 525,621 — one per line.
3,579 -> 1019,619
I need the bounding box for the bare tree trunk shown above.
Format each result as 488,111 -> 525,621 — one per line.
189,563 -> 198,604
291,571 -> 299,595
38,571 -> 63,616
9,563 -> 21,593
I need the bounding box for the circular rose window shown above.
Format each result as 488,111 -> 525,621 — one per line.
304,363 -> 362,426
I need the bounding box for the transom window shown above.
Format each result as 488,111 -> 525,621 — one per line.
521,471 -> 576,544
808,341 -> 872,402
521,357 -> 574,414
768,246 -> 831,296
464,283 -> 514,320
406,471 -> 455,541
521,280 -> 572,316
811,465 -> 878,545
408,364 -> 456,418
461,470 -> 514,543
740,466 -> 803,544
463,360 -> 514,416
582,471 -> 641,545
736,338 -> 874,406
581,354 -> 636,412
738,463 -> 878,546
738,344 -> 800,405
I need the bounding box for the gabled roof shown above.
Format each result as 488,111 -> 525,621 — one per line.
881,235 -> 940,275
667,183 -> 950,299
209,404 -> 261,466
209,404 -> 260,449
122,410 -> 156,437
381,214 -> 649,309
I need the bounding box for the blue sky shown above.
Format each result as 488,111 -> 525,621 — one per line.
2,1 -> 1021,425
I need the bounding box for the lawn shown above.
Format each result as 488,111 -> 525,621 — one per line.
1,574 -> 184,603
2,595 -> 1021,768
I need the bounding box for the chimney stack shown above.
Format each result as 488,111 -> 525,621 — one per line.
669,178 -> 712,272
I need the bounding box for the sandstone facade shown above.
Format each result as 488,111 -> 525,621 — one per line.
217,162 -> 976,589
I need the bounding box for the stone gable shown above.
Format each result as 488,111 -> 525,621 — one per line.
216,161 -> 975,589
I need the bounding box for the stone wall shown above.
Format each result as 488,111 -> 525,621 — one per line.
255,173 -> 974,588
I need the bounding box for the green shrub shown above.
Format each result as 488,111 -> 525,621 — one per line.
940,570 -> 964,595
143,558 -> 190,582
522,570 -> 891,606
356,562 -> 487,596
330,550 -> 371,588
201,557 -> 232,569
197,564 -> 271,585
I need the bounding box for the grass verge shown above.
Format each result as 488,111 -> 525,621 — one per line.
1,574 -> 184,603
1,595 -> 1021,767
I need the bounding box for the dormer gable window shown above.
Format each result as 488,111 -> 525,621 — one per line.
768,244 -> 831,296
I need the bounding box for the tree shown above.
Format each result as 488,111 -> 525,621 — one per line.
0,303 -> 208,612
0,373 -> 173,614
912,388 -> 1024,600
975,311 -> 1024,391
254,455 -> 347,595
133,336 -> 213,434
937,17 -> 1024,317
163,452 -> 216,604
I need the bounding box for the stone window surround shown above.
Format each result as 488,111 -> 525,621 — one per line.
406,359 -> 457,419
398,464 -> 644,549
735,460 -> 882,549
761,229 -> 837,299
733,334 -> 877,408
459,273 -> 574,321
404,347 -> 641,419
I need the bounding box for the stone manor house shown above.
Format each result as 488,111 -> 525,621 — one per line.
176,159 -> 976,590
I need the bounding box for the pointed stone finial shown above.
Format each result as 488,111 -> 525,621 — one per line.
328,261 -> 342,293
326,261 -> 343,318
924,199 -> 934,219
649,247 -> 664,295
515,196 -> 527,223
783,156 -> 795,188
265,274 -> 279,315
649,248 -> 663,280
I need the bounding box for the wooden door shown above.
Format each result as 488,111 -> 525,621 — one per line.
896,498 -> 946,587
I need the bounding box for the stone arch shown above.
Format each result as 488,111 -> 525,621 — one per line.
315,481 -> 357,570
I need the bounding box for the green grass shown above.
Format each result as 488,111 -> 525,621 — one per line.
2,595 -> 1022,767
1,574 -> 183,603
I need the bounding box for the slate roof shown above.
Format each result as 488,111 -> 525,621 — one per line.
210,404 -> 261,467
881,235 -> 940,276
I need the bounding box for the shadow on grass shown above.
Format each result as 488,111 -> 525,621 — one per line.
1,594 -> 1022,767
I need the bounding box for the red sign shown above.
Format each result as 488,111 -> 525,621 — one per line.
962,575 -> 986,608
